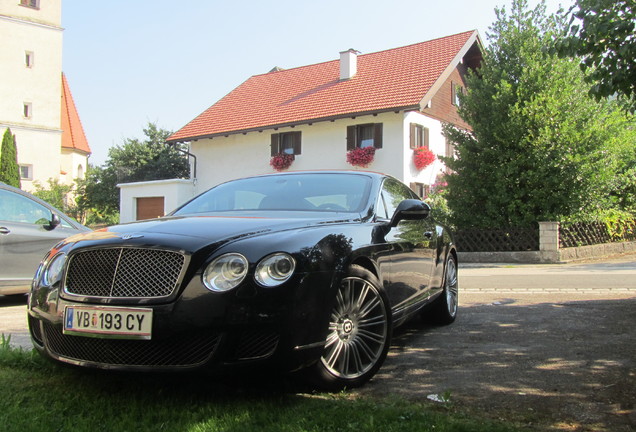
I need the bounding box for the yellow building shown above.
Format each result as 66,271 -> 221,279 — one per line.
0,0 -> 90,191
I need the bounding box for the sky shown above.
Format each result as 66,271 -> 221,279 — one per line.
62,0 -> 571,166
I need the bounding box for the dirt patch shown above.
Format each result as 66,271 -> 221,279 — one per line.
355,294 -> 636,431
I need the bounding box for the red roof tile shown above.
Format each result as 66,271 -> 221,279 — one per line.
169,31 -> 480,142
61,73 -> 91,154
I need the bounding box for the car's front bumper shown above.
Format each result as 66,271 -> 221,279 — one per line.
28,271 -> 337,373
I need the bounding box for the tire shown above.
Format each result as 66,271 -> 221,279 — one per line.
426,253 -> 459,325
306,265 -> 392,390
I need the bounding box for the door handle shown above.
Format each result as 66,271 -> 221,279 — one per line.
0,227 -> 10,235
424,231 -> 433,239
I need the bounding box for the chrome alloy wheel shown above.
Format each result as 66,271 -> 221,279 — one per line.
320,276 -> 389,379
445,256 -> 459,318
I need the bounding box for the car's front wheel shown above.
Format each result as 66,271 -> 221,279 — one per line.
307,265 -> 392,390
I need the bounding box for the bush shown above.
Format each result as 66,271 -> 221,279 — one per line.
426,178 -> 454,229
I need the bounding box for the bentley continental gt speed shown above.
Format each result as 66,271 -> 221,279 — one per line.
28,171 -> 458,389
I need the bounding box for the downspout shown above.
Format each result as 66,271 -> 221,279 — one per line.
170,143 -> 197,184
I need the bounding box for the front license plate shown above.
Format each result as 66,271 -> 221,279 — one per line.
63,306 -> 153,339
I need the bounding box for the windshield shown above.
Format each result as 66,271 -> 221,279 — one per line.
174,173 -> 372,216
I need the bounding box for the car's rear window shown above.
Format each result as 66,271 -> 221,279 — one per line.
174,173 -> 372,215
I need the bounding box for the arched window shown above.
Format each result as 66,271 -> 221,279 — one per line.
77,164 -> 84,180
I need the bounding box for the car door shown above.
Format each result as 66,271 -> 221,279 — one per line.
377,178 -> 436,320
0,189 -> 77,292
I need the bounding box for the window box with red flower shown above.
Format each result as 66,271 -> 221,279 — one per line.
413,147 -> 436,171
346,147 -> 375,168
270,153 -> 295,171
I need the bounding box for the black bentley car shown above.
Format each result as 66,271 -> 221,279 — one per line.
28,171 -> 458,389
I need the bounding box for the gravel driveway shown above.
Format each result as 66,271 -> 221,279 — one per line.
356,254 -> 636,431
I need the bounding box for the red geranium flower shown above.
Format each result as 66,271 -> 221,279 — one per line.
413,147 -> 436,170
270,153 -> 294,171
346,147 -> 375,167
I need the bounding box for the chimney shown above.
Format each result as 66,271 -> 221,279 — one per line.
339,49 -> 359,80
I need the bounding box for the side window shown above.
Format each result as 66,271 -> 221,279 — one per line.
452,82 -> 464,107
380,178 -> 413,218
409,123 -> 429,149
346,123 -> 383,150
25,51 -> 34,68
0,189 -> 52,225
19,164 -> 33,180
20,0 -> 39,8
409,182 -> 429,199
271,131 -> 301,156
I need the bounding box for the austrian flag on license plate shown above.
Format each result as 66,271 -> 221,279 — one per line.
64,306 -> 153,339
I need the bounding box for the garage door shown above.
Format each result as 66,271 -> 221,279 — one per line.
136,197 -> 164,221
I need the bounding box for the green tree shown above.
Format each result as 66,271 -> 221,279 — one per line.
0,129 -> 21,188
554,0 -> 636,113
32,178 -> 86,222
107,122 -> 189,184
442,0 -> 636,228
75,165 -> 120,226
78,123 -> 189,224
32,178 -> 73,211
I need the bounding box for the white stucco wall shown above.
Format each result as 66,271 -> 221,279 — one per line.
60,148 -> 88,183
189,111 -> 448,192
402,111 -> 448,188
118,111 -> 450,216
118,179 -> 196,224
8,126 -> 63,191
0,0 -> 64,192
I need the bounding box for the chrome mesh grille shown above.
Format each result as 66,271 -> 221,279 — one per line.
65,248 -> 185,298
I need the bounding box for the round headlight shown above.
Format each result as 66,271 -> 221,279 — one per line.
255,253 -> 296,287
44,253 -> 67,286
202,253 -> 248,292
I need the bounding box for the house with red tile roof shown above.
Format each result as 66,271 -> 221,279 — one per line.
120,31 -> 482,222
167,30 -> 481,197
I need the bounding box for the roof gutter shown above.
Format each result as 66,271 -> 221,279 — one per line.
166,105 -> 421,144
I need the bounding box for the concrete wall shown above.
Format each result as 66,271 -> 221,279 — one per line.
118,179 -> 195,224
459,221 -> 636,264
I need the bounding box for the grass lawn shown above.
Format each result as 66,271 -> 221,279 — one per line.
0,336 -> 519,432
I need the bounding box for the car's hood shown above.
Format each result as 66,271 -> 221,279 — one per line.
58,213 -> 359,252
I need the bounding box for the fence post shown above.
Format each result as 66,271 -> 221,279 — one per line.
539,221 -> 560,263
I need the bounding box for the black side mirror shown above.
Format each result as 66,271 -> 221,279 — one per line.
46,213 -> 61,231
389,199 -> 431,227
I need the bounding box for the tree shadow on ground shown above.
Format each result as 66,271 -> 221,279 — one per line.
356,297 -> 636,431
